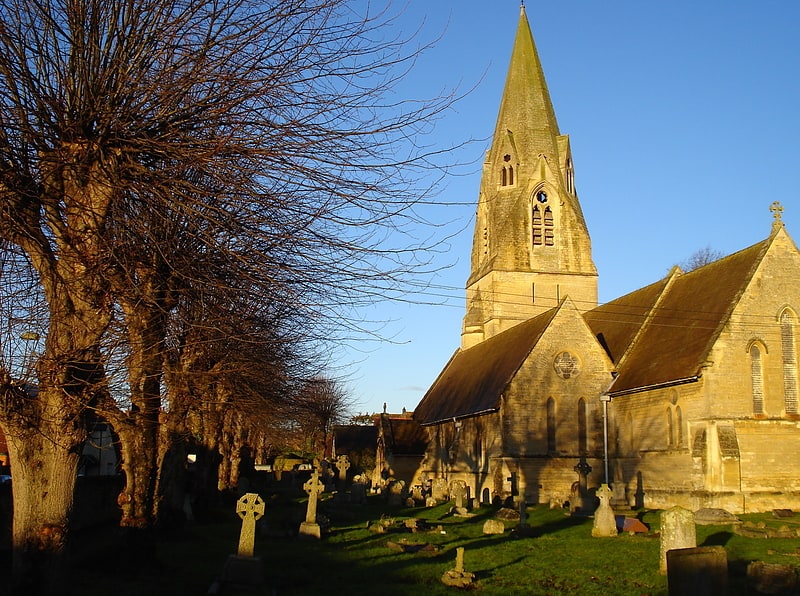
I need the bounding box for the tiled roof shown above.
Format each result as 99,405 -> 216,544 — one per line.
414,307 -> 558,425
332,425 -> 378,453
589,237 -> 772,395
382,416 -> 428,456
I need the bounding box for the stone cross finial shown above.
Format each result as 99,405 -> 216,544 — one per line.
771,201 -> 785,232
303,467 -> 325,524
235,493 -> 265,557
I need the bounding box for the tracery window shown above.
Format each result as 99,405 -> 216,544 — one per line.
781,310 -> 798,415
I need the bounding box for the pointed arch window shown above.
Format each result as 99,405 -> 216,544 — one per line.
500,166 -> 514,187
675,406 -> 683,446
750,344 -> 765,415
781,310 -> 798,415
667,407 -> 674,447
577,398 -> 587,454
546,397 -> 556,452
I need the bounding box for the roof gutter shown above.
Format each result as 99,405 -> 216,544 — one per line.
608,375 -> 700,398
417,407 -> 500,427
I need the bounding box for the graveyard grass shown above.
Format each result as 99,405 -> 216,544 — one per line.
66,496 -> 800,595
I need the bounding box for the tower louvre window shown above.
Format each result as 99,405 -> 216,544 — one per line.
500,163 -> 514,187
544,207 -> 554,245
532,205 -> 542,245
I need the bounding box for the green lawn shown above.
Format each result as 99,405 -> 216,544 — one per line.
66,494 -> 800,595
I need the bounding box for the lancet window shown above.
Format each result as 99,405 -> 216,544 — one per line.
781,310 -> 798,415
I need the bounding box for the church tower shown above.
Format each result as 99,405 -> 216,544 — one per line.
462,5 -> 597,349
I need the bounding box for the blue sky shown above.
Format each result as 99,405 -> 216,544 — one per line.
340,1 -> 800,415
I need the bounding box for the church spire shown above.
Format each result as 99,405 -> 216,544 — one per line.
462,8 -> 597,349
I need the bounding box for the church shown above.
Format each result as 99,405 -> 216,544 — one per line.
412,5 -> 800,514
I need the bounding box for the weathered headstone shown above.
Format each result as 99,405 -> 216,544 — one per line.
351,476 -> 367,505
335,454 -> 350,486
748,561 -> 798,594
571,459 -> 593,513
236,493 -> 265,557
299,467 -> 325,539
518,500 -> 528,528
216,493 -> 266,590
441,547 -> 476,588
483,519 -> 505,535
660,506 -> 696,574
450,480 -> 467,509
667,546 -> 728,596
387,479 -> 405,506
591,483 -> 617,537
431,478 -> 448,501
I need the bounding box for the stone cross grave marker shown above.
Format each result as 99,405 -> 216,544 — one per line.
303,467 -> 324,524
336,454 -> 350,485
235,493 -> 265,557
591,483 -> 618,537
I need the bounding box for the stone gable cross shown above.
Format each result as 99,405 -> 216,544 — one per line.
235,492 -> 265,557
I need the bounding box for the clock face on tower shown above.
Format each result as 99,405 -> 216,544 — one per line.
536,191 -> 548,203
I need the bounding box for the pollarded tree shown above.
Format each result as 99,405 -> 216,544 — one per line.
0,0 -> 462,590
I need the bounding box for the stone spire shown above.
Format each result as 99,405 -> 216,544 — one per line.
462,7 -> 598,349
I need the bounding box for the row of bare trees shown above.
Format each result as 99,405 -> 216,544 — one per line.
0,0 -> 459,592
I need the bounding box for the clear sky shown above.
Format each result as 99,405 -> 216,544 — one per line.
340,1 -> 800,416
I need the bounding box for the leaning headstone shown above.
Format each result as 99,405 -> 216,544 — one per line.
441,547 -> 476,589
483,519 -> 505,535
215,493 -> 266,591
667,546 -> 728,596
299,467 -> 325,539
592,484 -> 618,537
660,507 -> 696,574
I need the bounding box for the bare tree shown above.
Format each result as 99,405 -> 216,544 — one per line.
678,246 -> 725,272
0,0 -> 460,590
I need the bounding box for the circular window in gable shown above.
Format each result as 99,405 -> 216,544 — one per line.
554,351 -> 580,379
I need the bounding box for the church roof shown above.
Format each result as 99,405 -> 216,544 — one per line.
414,306 -> 558,425
379,415 -> 428,456
589,236 -> 773,395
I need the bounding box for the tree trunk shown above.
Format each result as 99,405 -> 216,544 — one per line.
5,421 -> 83,595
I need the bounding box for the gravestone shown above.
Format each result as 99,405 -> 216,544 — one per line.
666,546 -> 728,596
431,478 -> 448,501
591,484 -> 617,537
660,506 -> 696,574
335,454 -> 350,487
216,493 -> 266,590
441,547 -> 476,588
299,467 -> 325,539
571,459 -> 592,513
387,479 -> 406,506
351,476 -> 367,505
483,519 -> 504,535
450,480 -> 467,509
